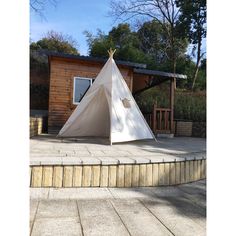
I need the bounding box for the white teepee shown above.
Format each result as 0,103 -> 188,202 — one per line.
58,49 -> 155,144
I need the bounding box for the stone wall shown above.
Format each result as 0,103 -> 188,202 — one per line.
30,117 -> 43,137
175,121 -> 193,137
174,120 -> 206,138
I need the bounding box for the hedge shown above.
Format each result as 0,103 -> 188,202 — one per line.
135,87 -> 206,122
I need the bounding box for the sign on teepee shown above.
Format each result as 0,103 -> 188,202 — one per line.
58,49 -> 155,144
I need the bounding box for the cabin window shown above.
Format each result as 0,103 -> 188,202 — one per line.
73,77 -> 93,104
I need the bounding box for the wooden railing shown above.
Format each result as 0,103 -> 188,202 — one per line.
153,107 -> 171,133
143,106 -> 173,134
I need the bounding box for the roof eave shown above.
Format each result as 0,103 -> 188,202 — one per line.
134,68 -> 187,79
46,51 -> 147,69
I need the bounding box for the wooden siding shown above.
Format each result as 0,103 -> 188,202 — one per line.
132,73 -> 151,94
48,57 -> 133,132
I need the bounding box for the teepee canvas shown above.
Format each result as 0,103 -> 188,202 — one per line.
58,49 -> 155,144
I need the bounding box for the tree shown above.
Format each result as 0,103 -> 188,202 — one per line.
30,31 -> 79,108
84,24 -> 153,65
30,30 -> 79,55
30,0 -> 58,18
84,22 -> 206,90
109,0 -> 187,74
84,29 -> 115,58
137,20 -> 187,67
85,22 -> 190,71
176,0 -> 206,89
137,20 -> 167,64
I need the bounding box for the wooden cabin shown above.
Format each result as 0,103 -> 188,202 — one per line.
46,52 -> 187,135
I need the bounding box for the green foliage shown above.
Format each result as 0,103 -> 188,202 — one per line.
135,85 -> 170,113
174,90 -> 206,121
176,0 -> 206,45
85,22 -> 188,71
84,22 -> 207,91
30,30 -> 80,110
30,50 -> 48,73
135,87 -> 206,122
176,0 -> 206,89
30,84 -> 49,110
137,20 -> 188,68
84,24 -> 153,65
84,20 -> 206,90
84,30 -> 114,58
30,30 -> 79,55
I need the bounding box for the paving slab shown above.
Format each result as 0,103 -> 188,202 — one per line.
109,187 -> 157,199
96,156 -> 119,165
197,179 -> 206,185
110,199 -> 173,236
37,200 -> 78,218
30,200 -> 38,222
30,188 -> 49,199
141,196 -> 206,236
31,217 -> 82,236
30,181 -> 206,236
182,192 -> 206,209
49,188 -> 113,200
79,156 -> 101,165
102,150 -> 131,156
147,185 -> 206,209
177,183 -> 206,208
116,157 -> 136,164
77,199 -> 130,236
132,156 -> 151,164
149,186 -> 190,198
30,135 -> 206,165
178,182 -> 206,195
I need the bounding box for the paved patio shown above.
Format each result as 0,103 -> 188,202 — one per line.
30,180 -> 206,236
30,135 -> 206,165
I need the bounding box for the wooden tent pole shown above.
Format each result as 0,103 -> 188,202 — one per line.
108,48 -> 116,58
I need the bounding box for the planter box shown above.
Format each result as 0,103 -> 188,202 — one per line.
175,121 -> 193,137
174,120 -> 206,138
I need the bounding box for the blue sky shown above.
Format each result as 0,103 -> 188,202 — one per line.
30,0 -> 114,55
30,0 -> 206,59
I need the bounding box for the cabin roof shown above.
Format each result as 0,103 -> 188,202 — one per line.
47,51 -> 147,69
44,50 -> 187,79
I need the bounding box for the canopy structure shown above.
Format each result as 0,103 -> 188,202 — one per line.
58,49 -> 156,144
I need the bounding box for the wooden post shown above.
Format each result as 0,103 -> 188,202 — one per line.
170,78 -> 175,134
159,110 -> 162,130
152,102 -> 157,133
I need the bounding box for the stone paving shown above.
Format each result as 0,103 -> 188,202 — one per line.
30,180 -> 206,236
30,135 -> 206,165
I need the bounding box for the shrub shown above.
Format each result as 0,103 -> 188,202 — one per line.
135,87 -> 206,122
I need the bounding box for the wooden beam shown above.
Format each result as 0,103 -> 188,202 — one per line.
133,77 -> 169,95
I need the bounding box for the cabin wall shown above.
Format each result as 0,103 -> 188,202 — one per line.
132,73 -> 150,94
48,57 -> 133,133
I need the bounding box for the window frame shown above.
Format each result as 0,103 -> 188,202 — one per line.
73,76 -> 93,105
